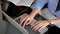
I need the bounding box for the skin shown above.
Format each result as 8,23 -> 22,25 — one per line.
20,8 -> 40,27
31,18 -> 60,32
31,20 -> 49,31
30,1 -> 60,32
19,6 -> 60,32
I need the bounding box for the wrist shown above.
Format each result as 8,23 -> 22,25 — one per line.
50,19 -> 59,24
47,20 -> 55,25
30,13 -> 36,16
47,20 -> 51,25
30,8 -> 39,17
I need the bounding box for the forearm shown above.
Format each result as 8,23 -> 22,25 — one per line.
30,0 -> 47,17
29,8 -> 40,17
50,18 -> 60,24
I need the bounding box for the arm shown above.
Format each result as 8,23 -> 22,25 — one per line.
30,0 -> 48,16
31,18 -> 60,31
20,0 -> 47,27
29,8 -> 39,18
50,18 -> 60,24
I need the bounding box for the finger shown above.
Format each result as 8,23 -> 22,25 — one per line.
31,22 -> 39,28
19,18 -> 22,24
34,24 -> 43,31
38,25 -> 46,32
20,17 -> 24,22
32,23 -> 40,31
20,18 -> 26,25
26,20 -> 32,25
22,19 -> 28,28
18,18 -> 21,24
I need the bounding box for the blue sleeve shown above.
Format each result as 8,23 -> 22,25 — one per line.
31,0 -> 48,11
54,10 -> 60,17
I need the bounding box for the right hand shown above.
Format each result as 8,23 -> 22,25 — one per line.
31,20 -> 49,31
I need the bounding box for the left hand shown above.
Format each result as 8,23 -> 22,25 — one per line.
31,20 -> 49,32
20,14 -> 34,28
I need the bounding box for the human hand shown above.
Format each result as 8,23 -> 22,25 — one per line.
20,14 -> 34,27
19,8 -> 40,28
31,20 -> 49,32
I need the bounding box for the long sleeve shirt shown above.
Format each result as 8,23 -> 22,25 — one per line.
31,0 -> 60,17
